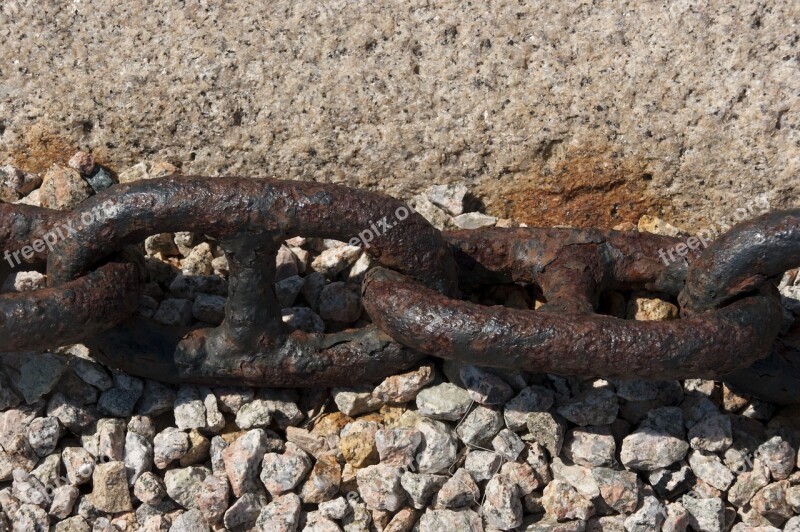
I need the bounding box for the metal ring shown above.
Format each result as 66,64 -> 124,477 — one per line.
0,203 -> 141,351
1,261 -> 141,351
362,266 -> 783,379
680,208 -> 800,312
46,176 -> 458,385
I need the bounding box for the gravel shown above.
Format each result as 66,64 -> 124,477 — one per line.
1,173 -> 799,530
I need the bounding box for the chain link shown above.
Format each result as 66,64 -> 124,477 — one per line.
1,177 -> 798,400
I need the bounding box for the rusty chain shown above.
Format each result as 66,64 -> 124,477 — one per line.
0,176 -> 798,402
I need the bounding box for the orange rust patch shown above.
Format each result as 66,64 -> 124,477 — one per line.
487,152 -> 667,229
9,125 -> 77,174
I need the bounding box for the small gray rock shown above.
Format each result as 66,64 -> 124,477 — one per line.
62,447 -> 94,486
456,406 -> 503,447
620,428 -> 689,471
275,274 -> 305,308
235,399 -> 273,429
459,366 -> 514,405
682,494 -> 725,532
258,388 -> 303,429
356,464 -> 406,511
195,473 -> 229,525
164,465 -> 210,509
134,471 -> 166,505
70,358 -> 113,391
48,484 -> 79,519
372,364 -> 435,404
426,184 -> 468,216
46,393 -> 96,434
688,413 -> 732,452
174,386 -> 206,431
491,428 -> 525,461
483,472 -> 523,528
255,492 -> 302,532
319,497 -> 349,520
564,426 -> 616,468
282,306 -> 325,333
452,212 -> 497,229
260,442 -> 312,497
223,492 -> 265,530
623,496 -> 665,532
756,435 -> 795,480
26,417 -> 60,457
17,353 -> 67,404
592,467 -> 640,514
311,245 -> 361,277
275,244 -> 300,281
302,272 -> 327,311
465,450 -> 503,482
503,385 -> 554,431
153,428 -> 190,469
416,383 -> 472,421
375,428 -> 422,467
526,411 -> 567,458
435,468 -> 479,508
418,507 -> 483,531
223,429 -> 270,497
414,418 -> 459,474
124,431 -> 153,486
86,167 -> 115,192
12,503 -> 49,532
97,372 -> 143,417
0,164 -> 41,201
557,388 -> 618,426
318,281 -> 362,323
687,450 -> 734,491
171,508 -> 210,532
192,293 -> 225,324
400,472 -> 447,509
333,386 -> 383,416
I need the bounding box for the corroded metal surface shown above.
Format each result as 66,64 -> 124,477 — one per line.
41,176 -> 458,386
46,176 -> 458,294
680,208 -> 800,312
362,267 -> 783,380
444,227 -> 701,311
0,261 -> 140,351
0,176 -> 798,396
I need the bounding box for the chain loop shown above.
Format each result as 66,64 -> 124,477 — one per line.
42,176 -> 458,386
0,203 -> 141,350
362,226 -> 787,380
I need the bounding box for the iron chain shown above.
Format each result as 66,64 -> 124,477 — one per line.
1,177 -> 798,402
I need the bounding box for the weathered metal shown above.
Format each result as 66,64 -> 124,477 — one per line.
680,208 -> 800,312
362,227 -> 784,379
0,261 -> 140,351
0,176 -> 797,397
41,176 -> 457,386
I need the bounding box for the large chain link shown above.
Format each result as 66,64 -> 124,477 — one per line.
1,177 -> 798,401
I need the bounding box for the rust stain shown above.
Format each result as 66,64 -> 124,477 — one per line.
488,150 -> 667,228
9,125 -> 77,173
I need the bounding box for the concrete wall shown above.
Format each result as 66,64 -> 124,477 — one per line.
1,0 -> 797,228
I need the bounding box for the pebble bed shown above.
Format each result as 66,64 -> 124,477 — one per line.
0,156 -> 799,531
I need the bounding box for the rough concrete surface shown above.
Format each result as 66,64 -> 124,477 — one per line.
0,1 -> 797,228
